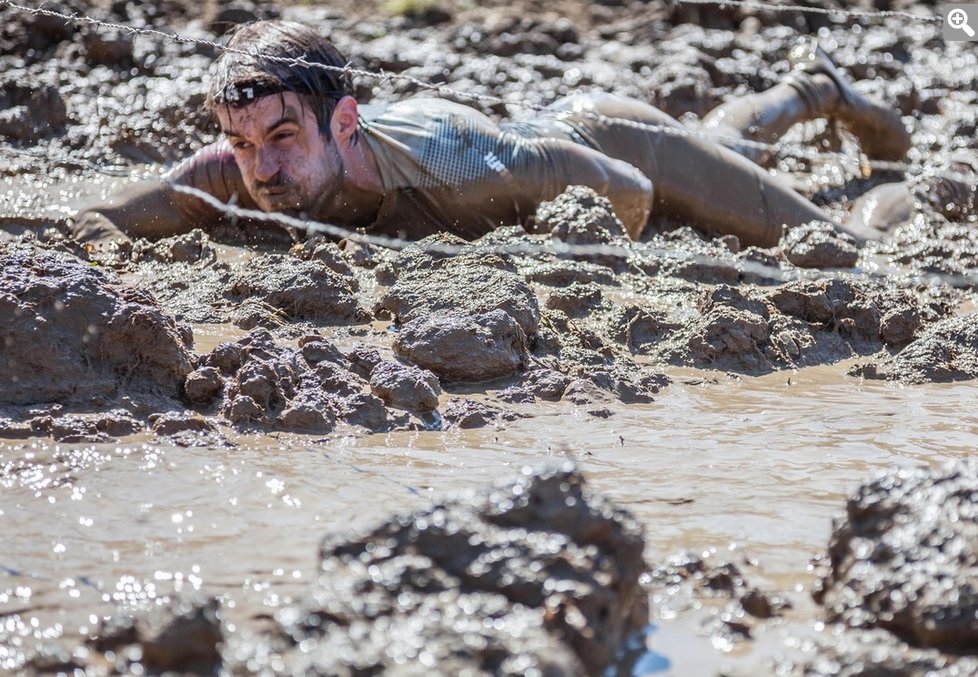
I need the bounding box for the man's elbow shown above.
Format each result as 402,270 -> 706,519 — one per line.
619,179 -> 654,241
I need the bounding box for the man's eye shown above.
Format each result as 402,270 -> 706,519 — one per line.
231,141 -> 252,151
274,131 -> 295,142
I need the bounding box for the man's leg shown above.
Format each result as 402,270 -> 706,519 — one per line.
702,40 -> 912,164
700,74 -> 840,165
544,92 -> 839,247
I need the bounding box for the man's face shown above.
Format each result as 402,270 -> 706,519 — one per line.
217,92 -> 340,215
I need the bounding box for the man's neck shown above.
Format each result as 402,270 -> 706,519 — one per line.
321,130 -> 385,226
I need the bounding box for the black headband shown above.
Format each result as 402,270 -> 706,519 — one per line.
216,78 -> 348,108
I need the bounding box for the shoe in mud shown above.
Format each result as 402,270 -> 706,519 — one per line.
919,150 -> 978,219
788,38 -> 912,162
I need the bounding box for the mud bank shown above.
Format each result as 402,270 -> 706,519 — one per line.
2,180 -> 973,444
24,465 -> 647,676
0,242 -> 192,407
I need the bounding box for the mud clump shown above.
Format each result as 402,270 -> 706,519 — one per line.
803,627 -> 978,677
605,305 -> 678,352
443,398 -> 512,429
522,258 -> 618,287
133,229 -> 216,265
372,232 -> 509,286
533,185 -> 627,244
393,310 -> 528,383
648,551 -> 790,644
87,597 -> 223,675
533,308 -> 668,404
648,280 -> 929,374
781,220 -> 860,269
0,243 -> 193,406
182,366 -> 224,406
852,314 -> 978,384
198,330 -> 419,434
814,461 -> 978,653
0,74 -> 67,141
379,255 -> 540,337
289,236 -> 356,277
546,282 -> 605,317
369,360 -> 441,413
227,254 -> 365,325
263,464 -> 647,676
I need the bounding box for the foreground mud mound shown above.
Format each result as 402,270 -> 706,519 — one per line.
815,461 -> 978,653
0,243 -> 192,406
263,464 -> 648,675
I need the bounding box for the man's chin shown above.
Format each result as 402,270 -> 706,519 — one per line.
259,197 -> 307,216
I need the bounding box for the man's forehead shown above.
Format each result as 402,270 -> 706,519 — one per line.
218,93 -> 306,133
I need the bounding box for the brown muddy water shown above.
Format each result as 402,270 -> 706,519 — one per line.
3,361 -> 975,674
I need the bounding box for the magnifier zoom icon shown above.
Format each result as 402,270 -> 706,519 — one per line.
949,8 -> 976,37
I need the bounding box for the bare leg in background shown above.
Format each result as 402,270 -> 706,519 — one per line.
701,73 -> 841,165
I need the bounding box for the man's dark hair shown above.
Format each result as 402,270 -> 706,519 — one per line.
206,20 -> 353,137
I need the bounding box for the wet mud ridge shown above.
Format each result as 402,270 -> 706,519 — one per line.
0,182 -> 969,442
805,461 -> 978,675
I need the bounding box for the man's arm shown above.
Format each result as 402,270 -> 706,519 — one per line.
71,178 -> 198,244
518,138 -> 655,239
70,141 -> 247,245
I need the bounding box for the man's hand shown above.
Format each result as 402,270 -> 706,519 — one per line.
68,209 -> 134,247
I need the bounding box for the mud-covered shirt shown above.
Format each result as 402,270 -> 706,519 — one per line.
169,95 -> 655,240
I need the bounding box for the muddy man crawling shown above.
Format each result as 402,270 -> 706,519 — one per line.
71,20 -> 975,250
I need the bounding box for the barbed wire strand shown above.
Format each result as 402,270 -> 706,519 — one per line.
169,181 -> 978,292
0,0 -> 920,175
170,180 -> 800,276
671,0 -> 944,23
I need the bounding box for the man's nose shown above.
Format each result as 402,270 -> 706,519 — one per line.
253,146 -> 280,183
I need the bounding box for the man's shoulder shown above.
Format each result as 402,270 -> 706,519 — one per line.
168,139 -> 235,177
362,97 -> 494,126
166,139 -> 251,206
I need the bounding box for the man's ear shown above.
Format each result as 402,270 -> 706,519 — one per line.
329,96 -> 359,145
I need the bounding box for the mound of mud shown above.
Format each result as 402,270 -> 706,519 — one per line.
266,464 -> 647,675
121,238 -> 367,327
815,461 -> 978,653
852,313 -> 978,384
642,279 -> 930,373
533,185 -> 627,244
781,220 -> 859,269
26,595 -> 224,675
393,310 -> 529,383
379,253 -> 540,337
0,243 -> 193,406
195,329 -> 424,433
803,628 -> 978,677
226,254 -> 366,325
